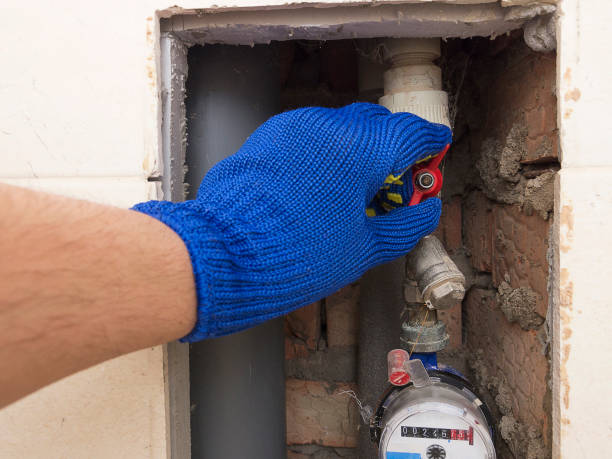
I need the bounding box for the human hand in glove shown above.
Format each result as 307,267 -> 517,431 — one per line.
133,103 -> 451,341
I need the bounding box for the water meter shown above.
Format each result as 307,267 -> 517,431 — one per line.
371,367 -> 496,459
367,222 -> 495,458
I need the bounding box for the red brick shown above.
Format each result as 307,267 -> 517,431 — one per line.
525,135 -> 558,163
285,337 -> 309,360
464,288 -> 495,351
287,302 -> 321,351
479,44 -> 557,164
464,288 -> 549,430
437,301 -> 462,349
286,379 -> 359,447
525,106 -> 549,139
436,196 -> 463,253
463,191 -> 494,272
326,284 -> 359,347
523,54 -> 558,163
492,205 -> 551,317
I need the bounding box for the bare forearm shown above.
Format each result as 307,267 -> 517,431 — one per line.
0,184 -> 196,408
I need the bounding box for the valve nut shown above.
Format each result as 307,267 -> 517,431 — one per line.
415,171 -> 435,190
426,280 -> 466,311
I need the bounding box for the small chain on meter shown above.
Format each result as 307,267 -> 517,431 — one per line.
337,390 -> 373,424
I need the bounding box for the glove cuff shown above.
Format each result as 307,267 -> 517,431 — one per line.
132,200 -> 252,341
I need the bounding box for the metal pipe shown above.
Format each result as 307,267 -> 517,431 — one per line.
405,235 -> 465,311
185,44 -> 285,459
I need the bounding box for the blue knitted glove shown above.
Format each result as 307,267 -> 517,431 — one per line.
133,103 -> 451,341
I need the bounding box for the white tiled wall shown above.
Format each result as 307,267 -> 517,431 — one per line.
0,2 -> 167,458
2,177 -> 160,207
555,0 -> 612,456
0,348 -> 168,459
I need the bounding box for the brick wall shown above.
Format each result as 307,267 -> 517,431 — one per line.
442,33 -> 557,458
282,34 -> 557,458
285,285 -> 361,458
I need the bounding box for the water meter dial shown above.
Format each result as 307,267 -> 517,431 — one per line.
371,370 -> 496,459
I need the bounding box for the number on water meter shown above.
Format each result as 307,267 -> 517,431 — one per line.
401,425 -> 474,445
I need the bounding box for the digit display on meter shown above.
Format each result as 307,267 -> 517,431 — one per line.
400,426 -> 474,445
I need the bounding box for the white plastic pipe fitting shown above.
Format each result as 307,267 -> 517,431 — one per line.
378,38 -> 450,128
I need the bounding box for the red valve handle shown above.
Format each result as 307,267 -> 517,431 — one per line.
408,144 -> 450,206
